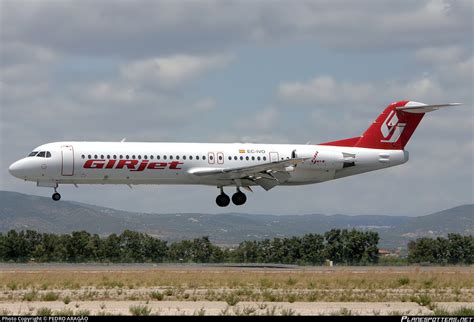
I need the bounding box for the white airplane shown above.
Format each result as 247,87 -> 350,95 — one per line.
9,100 -> 461,207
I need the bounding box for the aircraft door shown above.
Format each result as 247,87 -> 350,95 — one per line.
61,145 -> 74,176
269,152 -> 279,162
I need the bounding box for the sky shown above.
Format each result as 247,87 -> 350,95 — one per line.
0,0 -> 472,216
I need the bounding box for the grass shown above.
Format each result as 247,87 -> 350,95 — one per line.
433,306 -> 474,316
23,290 -> 38,301
1,267 -> 472,291
150,291 -> 164,301
0,266 -> 472,303
225,292 -> 240,306
397,276 -> 410,286
41,291 -> 59,301
129,304 -> 152,316
410,294 -> 432,307
36,307 -> 53,316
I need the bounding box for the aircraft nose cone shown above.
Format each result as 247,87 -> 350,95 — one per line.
8,160 -> 23,178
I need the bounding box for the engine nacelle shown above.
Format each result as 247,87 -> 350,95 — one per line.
297,149 -> 345,170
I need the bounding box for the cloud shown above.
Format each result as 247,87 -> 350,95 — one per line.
121,54 -> 233,89
415,46 -> 466,65
193,97 -> 216,111
1,1 -> 471,58
234,107 -> 279,132
278,76 -> 375,105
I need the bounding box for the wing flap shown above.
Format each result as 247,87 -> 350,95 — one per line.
252,177 -> 280,191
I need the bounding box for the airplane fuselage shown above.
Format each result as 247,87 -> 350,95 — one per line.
9,141 -> 408,187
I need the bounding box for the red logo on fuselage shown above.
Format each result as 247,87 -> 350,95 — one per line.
83,159 -> 183,172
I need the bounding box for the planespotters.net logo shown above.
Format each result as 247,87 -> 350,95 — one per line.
381,110 -> 406,143
401,316 -> 474,322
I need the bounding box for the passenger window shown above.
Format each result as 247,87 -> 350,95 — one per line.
203,156 -> 206,160
257,156 -> 261,161
234,156 -> 237,160
101,155 -> 104,159
138,155 -> 141,159
251,156 -> 255,161
183,156 -> 186,160
218,155 -> 223,161
144,155 -> 148,160
126,155 -> 129,159
113,155 -> 117,159
246,156 -> 249,161
81,155 -> 85,159
228,156 -> 232,161
88,154 -> 92,159
189,156 -> 193,160
240,156 -> 243,160
150,155 -> 153,159
94,155 -> 98,159
106,155 -> 110,159
176,156 -> 180,160
196,156 -> 200,160
163,155 -> 167,160
119,155 -> 123,159
132,155 -> 136,159
263,156 -> 267,161
157,155 -> 161,160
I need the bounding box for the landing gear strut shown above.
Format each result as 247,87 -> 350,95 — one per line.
52,188 -> 61,201
215,187 -> 230,207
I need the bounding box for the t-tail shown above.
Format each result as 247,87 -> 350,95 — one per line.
320,101 -> 462,150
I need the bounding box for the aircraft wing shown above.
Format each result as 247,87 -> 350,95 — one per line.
188,158 -> 308,191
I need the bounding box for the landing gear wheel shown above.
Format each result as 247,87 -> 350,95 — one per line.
216,193 -> 230,207
232,191 -> 247,206
52,192 -> 61,201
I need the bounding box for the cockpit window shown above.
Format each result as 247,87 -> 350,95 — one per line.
28,151 -> 38,157
46,152 -> 51,158
37,151 -> 46,157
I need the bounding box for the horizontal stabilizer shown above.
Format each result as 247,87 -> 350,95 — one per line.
396,102 -> 462,114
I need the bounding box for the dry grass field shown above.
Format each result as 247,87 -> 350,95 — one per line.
0,264 -> 473,316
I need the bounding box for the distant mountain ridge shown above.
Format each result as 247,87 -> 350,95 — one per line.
0,191 -> 472,249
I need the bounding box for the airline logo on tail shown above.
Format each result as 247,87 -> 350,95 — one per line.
380,110 -> 406,143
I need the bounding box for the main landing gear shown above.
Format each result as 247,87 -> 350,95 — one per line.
216,187 -> 247,207
52,188 -> 61,201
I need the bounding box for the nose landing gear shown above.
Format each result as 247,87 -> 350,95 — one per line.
52,188 -> 61,201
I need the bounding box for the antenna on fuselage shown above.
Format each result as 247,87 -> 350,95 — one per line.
121,138 -> 126,142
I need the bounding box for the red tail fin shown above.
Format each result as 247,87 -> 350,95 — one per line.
321,101 -> 425,150
355,101 -> 424,149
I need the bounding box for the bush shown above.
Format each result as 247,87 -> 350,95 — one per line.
411,294 -> 431,307
23,290 -> 37,301
225,292 -> 240,306
42,292 -> 59,301
129,304 -> 151,316
397,277 -> 410,286
36,307 -> 52,316
150,291 -> 163,301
